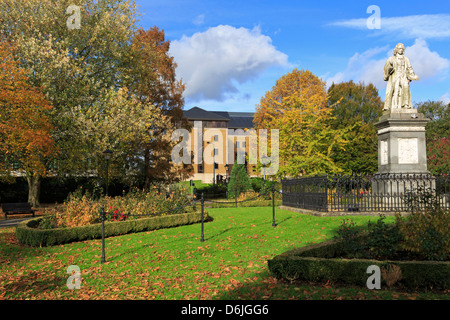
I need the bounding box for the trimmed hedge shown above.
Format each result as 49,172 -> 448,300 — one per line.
268,239 -> 450,291
16,211 -> 211,247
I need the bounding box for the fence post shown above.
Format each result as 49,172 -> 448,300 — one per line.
100,205 -> 106,264
200,192 -> 205,242
235,186 -> 237,208
272,185 -> 276,227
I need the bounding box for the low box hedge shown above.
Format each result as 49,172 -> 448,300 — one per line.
16,211 -> 211,247
268,239 -> 450,291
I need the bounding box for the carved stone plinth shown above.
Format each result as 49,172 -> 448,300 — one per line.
375,111 -> 429,174
373,111 -> 433,195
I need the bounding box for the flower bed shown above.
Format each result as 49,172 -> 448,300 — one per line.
35,184 -> 199,229
15,184 -> 210,247
16,211 -> 211,247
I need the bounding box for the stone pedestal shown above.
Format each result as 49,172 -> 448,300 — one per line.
372,110 -> 434,195
375,110 -> 429,174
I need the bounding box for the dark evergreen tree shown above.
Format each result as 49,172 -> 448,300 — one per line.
327,81 -> 383,173
227,164 -> 251,198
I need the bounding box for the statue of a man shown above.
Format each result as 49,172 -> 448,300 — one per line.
383,43 -> 419,111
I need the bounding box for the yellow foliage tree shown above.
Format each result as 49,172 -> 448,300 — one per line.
254,69 -> 348,177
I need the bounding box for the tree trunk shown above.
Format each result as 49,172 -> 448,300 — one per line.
143,146 -> 152,189
26,173 -> 41,207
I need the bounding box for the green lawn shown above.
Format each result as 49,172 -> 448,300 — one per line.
176,179 -> 210,189
0,207 -> 447,300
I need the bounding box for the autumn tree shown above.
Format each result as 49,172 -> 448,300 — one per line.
416,100 -> 450,175
0,40 -> 55,206
327,81 -> 383,173
0,0 -> 140,177
126,26 -> 190,187
0,1 -> 193,196
69,87 -> 172,187
0,0 -> 139,111
254,69 -> 348,177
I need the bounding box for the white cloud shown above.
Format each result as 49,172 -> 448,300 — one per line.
169,25 -> 289,101
330,14 -> 450,39
439,93 -> 450,104
325,46 -> 389,88
406,39 -> 450,80
325,39 -> 449,90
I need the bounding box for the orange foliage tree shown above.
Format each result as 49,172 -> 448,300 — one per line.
127,26 -> 191,187
0,40 -> 55,206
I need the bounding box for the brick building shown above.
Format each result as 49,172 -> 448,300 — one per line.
182,107 -> 256,183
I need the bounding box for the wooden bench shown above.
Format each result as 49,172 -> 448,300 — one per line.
1,203 -> 35,220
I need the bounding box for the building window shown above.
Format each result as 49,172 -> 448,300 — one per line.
214,163 -> 219,170
214,148 -> 219,156
204,121 -> 227,128
214,135 -> 219,142
198,164 -> 204,173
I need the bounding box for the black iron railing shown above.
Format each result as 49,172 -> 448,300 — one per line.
282,173 -> 450,213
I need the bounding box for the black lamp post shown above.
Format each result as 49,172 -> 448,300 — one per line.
103,148 -> 112,196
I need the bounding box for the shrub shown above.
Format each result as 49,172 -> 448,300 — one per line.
403,186 -> 440,213
396,209 -> 449,261
36,184 -> 197,230
333,218 -> 366,258
250,178 -> 281,200
268,239 -> 450,290
365,215 -> 402,260
396,187 -> 450,261
381,264 -> 403,287
334,215 -> 402,260
194,183 -> 228,199
56,194 -> 100,228
236,190 -> 259,202
37,213 -> 58,230
106,206 -> 128,222
104,184 -> 194,218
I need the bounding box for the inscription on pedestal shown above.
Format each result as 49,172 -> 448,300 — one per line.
380,140 -> 388,165
398,138 -> 418,164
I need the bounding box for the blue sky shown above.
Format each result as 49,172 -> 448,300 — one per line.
135,0 -> 450,113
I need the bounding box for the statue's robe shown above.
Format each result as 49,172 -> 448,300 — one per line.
383,55 -> 417,111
